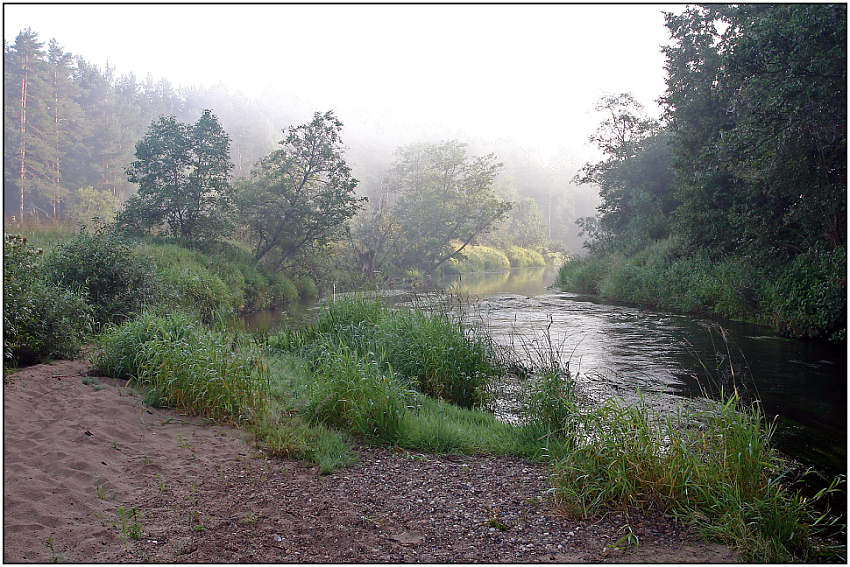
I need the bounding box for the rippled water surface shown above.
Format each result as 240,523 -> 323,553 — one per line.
245,267 -> 846,475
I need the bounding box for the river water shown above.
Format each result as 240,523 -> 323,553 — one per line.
244,266 -> 847,477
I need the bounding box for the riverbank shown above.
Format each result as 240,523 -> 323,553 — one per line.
556,239 -> 846,340
3,358 -> 738,563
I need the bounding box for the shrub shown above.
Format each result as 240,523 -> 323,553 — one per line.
557,255 -> 610,294
506,246 -> 546,268
158,262 -> 233,321
4,234 -> 93,365
764,245 -> 846,339
294,275 -> 318,299
43,230 -> 159,324
267,272 -> 299,307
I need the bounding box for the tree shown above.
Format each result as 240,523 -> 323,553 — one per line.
238,110 -> 364,269
119,110 -> 234,239
662,5 -> 846,258
66,185 -> 120,224
4,29 -> 53,220
574,94 -> 675,251
46,39 -> 82,218
387,141 -> 511,273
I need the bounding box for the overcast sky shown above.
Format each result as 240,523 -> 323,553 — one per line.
5,3 -> 675,162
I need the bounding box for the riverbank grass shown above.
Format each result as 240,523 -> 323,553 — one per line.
552,392 -> 843,562
92,299 -> 845,562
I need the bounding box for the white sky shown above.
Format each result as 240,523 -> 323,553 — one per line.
5,3 -> 675,162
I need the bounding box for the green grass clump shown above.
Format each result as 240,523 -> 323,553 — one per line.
551,392 -> 844,562
249,415 -> 356,474
274,298 -> 504,409
95,311 -> 269,423
302,349 -> 413,443
506,246 -> 546,268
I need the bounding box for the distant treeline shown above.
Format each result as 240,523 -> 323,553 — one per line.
3,28 -> 282,222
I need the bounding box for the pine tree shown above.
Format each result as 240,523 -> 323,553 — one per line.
46,39 -> 82,218
5,29 -> 53,220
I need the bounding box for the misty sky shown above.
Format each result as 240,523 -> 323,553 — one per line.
5,4 -> 675,162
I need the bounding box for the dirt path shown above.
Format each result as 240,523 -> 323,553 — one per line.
3,359 -> 738,563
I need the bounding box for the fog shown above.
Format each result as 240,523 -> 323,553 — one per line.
5,3 -> 675,252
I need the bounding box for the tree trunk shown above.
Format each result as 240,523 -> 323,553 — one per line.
19,53 -> 28,222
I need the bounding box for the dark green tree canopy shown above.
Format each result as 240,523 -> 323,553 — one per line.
663,4 -> 846,258
239,110 -> 364,269
574,94 -> 675,251
119,109 -> 234,239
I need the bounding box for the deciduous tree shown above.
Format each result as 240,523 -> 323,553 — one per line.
238,110 -> 364,268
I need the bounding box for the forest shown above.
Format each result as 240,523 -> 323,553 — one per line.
4,27 -> 589,284
559,4 -> 846,339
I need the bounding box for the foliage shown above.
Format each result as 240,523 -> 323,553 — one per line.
238,110 -> 364,269
3,234 -> 93,365
663,5 -> 846,257
119,110 -> 234,239
303,349 -> 412,444
43,229 -> 159,324
763,245 -> 846,339
574,95 -> 674,252
505,246 -> 545,268
136,239 -> 306,319
556,254 -> 611,295
386,141 -> 512,273
94,311 -> 269,423
270,297 -> 505,409
551,394 -> 845,562
441,244 -> 511,274
66,186 -> 120,224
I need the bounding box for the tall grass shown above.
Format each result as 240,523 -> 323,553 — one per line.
95,311 -> 269,423
550,391 -> 844,562
271,297 -> 505,409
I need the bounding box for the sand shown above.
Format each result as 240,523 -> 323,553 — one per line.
3,358 -> 738,563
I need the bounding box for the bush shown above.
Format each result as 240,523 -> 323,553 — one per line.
294,275 -> 318,299
44,230 -> 159,324
4,235 -> 93,366
506,246 -> 546,268
557,255 -> 611,294
158,262 -> 234,321
450,245 -> 511,273
267,272 -> 299,307
95,312 -> 268,423
764,245 -> 846,339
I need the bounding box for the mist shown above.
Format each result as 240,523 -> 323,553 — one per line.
4,4 -> 676,253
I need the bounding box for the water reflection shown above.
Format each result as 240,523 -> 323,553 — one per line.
241,267 -> 846,475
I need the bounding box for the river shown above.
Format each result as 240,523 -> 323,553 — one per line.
243,266 -> 847,477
